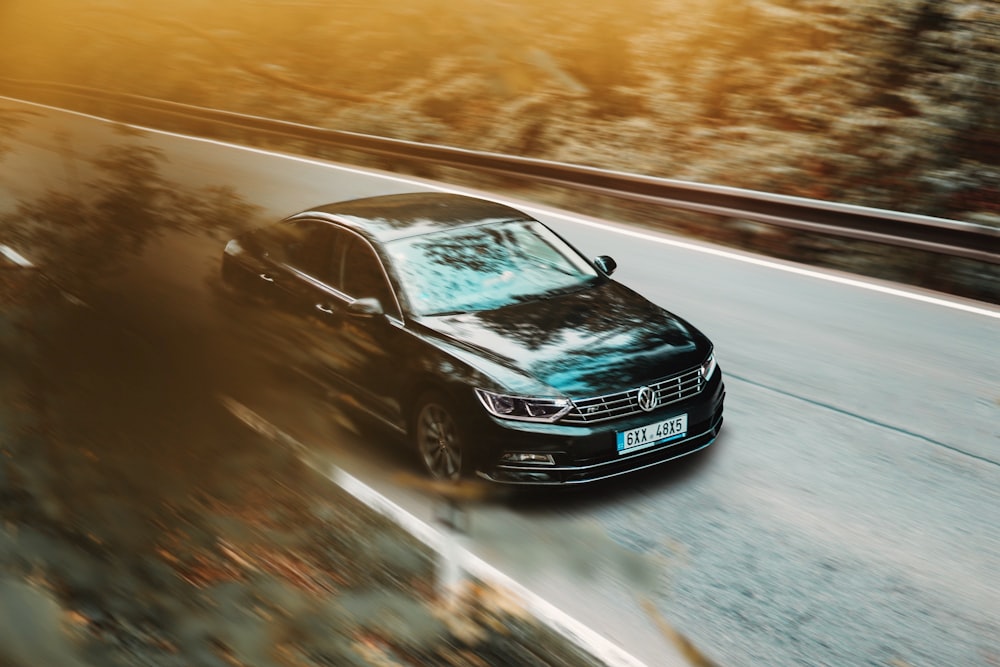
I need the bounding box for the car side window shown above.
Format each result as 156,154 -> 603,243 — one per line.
271,219 -> 333,279
312,227 -> 347,290
341,235 -> 399,318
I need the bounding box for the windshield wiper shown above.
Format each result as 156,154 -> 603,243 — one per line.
538,282 -> 592,299
428,308 -> 474,316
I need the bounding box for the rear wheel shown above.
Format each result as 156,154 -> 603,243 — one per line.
413,393 -> 464,481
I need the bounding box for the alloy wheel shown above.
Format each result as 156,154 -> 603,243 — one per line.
415,399 -> 462,481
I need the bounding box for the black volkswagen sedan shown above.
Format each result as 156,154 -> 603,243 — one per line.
221,192 -> 724,484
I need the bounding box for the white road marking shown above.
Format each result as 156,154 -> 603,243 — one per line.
534,212 -> 1000,321
0,244 -> 33,267
7,95 -> 997,320
219,395 -> 655,667
330,467 -> 654,667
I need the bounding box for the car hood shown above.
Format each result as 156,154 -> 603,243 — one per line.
414,280 -> 710,398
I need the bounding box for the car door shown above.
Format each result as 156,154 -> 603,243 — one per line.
334,231 -> 409,431
268,221 -> 355,386
238,218 -> 336,312
278,220 -> 346,322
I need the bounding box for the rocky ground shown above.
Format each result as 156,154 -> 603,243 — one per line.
0,253 -> 608,667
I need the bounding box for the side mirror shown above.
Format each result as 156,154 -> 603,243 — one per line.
348,297 -> 384,317
594,255 -> 617,276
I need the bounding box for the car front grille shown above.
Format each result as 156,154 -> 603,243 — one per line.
561,366 -> 704,424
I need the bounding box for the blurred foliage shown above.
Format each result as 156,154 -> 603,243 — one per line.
0,134 -> 260,292
0,0 -> 996,221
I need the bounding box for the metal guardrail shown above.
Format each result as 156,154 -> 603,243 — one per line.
2,78 -> 997,264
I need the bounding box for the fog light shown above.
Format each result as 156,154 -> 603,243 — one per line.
500,452 -> 555,466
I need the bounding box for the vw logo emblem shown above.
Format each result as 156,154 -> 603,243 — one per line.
636,386 -> 658,412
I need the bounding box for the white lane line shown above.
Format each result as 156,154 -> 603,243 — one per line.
171,131 -> 1000,321
219,394 -> 654,667
528,211 -> 1000,321
0,244 -> 34,267
330,467 -> 653,667
10,96 -> 998,320
218,395 -> 646,667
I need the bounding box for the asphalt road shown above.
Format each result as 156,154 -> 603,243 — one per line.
2,100 -> 998,667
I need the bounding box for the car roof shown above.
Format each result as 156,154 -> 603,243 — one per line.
296,192 -> 534,243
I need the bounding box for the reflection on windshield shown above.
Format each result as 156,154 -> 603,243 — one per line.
387,220 -> 598,315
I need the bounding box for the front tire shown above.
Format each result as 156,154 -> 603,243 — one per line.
412,393 -> 464,481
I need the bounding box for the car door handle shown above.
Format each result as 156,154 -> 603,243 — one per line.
315,303 -> 336,315
259,273 -> 275,283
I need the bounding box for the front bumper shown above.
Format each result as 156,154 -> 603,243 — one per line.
473,372 -> 725,485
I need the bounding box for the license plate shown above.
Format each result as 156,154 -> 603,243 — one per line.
616,414 -> 688,454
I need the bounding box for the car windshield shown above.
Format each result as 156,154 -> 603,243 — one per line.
386,219 -> 600,316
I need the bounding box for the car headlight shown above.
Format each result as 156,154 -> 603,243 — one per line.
475,389 -> 571,423
224,239 -> 243,256
700,352 -> 717,382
